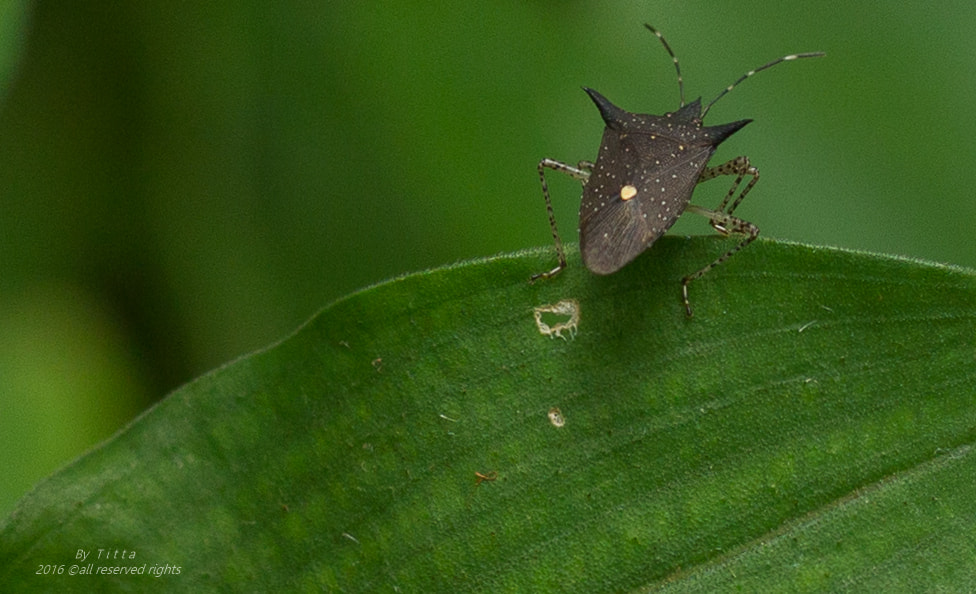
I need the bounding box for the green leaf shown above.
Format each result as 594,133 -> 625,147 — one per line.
2,237 -> 975,592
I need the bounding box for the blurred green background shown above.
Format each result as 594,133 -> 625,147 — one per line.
2,1 -> 975,517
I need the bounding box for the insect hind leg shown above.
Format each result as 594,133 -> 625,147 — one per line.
681,156 -> 761,316
531,158 -> 592,282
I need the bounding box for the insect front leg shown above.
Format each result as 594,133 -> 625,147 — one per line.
531,158 -> 592,282
680,156 -> 761,317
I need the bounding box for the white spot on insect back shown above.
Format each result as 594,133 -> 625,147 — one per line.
620,185 -> 638,201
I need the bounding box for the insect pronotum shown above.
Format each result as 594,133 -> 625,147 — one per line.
533,24 -> 823,316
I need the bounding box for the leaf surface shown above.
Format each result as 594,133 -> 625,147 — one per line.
2,238 -> 975,592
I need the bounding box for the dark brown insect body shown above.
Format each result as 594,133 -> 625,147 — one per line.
533,25 -> 823,315
580,90 -> 749,274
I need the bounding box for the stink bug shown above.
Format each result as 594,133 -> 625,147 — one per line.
533,24 -> 823,316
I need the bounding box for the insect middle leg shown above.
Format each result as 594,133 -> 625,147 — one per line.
531,158 -> 593,282
681,156 -> 760,316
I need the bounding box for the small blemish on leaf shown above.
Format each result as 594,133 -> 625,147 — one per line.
475,471 -> 498,486
548,407 -> 566,428
533,299 -> 580,340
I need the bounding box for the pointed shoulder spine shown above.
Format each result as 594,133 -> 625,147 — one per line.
582,87 -> 630,129
702,118 -> 752,144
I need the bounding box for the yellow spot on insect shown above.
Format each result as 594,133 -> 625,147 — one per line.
620,185 -> 638,201
548,407 -> 566,428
